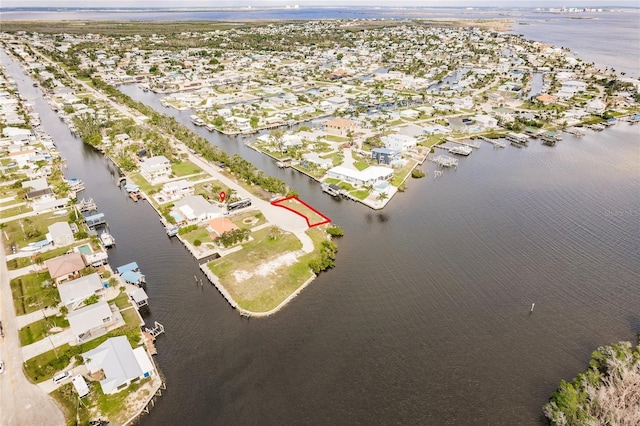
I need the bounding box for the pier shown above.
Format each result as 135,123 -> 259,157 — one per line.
431,155 -> 459,168
563,127 -> 585,137
506,132 -> 529,145
76,197 -> 97,212
478,136 -> 505,148
84,212 -> 106,229
144,321 -> 165,338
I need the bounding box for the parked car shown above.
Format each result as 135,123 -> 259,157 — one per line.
53,371 -> 71,384
0,361 -> 5,374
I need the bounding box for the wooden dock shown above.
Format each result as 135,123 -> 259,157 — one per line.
478,136 -> 505,148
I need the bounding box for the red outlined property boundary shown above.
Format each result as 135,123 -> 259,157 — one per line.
271,196 -> 331,228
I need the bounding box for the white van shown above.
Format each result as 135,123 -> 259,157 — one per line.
53,371 -> 71,384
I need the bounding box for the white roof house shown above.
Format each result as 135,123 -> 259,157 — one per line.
139,156 -> 171,183
160,179 -> 195,201
326,165 -> 393,187
67,300 -> 115,343
58,273 -> 105,310
381,133 -> 417,152
48,222 -> 74,247
174,195 -> 223,223
82,336 -> 155,395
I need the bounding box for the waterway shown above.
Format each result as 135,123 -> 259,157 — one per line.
3,49 -> 640,425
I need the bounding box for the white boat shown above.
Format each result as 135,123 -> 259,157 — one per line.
166,226 -> 180,237
100,232 -> 115,248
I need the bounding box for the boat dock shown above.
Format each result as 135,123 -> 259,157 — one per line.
586,123 -> 605,131
76,197 -> 97,212
144,321 -> 165,338
506,132 -> 530,145
431,155 -> 459,168
85,212 -> 106,229
444,137 -> 480,149
563,127 -> 585,137
478,136 -> 505,148
541,131 -> 562,146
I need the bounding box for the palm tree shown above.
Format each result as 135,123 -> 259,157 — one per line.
269,226 -> 282,240
377,192 -> 389,204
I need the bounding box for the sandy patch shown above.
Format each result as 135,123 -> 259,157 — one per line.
233,252 -> 299,282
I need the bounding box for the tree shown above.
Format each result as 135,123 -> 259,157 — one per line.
269,226 -> 282,240
377,192 -> 389,203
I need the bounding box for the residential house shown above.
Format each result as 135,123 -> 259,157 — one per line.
302,152 -> 333,169
371,148 -> 400,165
381,133 -> 417,152
473,114 -> 498,129
82,336 -> 155,395
68,300 -> 119,343
48,221 -> 75,246
159,179 -> 195,202
173,195 -> 223,224
57,273 -> 105,310
140,156 -> 171,183
586,99 -> 606,114
326,165 -> 393,187
324,118 -> 355,137
46,252 -> 86,285
207,217 -> 239,238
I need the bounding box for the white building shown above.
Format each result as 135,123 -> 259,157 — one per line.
381,133 -> 417,151
58,273 -> 104,310
159,179 -> 195,201
140,156 -> 171,183
326,165 -> 393,187
173,195 -> 223,223
47,222 -> 75,247
67,300 -> 117,343
82,336 -> 155,394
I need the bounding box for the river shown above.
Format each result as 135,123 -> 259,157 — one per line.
3,46 -> 640,425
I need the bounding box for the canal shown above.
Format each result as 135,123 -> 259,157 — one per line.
3,50 -> 640,425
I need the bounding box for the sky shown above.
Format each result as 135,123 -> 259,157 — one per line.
2,0 -> 639,8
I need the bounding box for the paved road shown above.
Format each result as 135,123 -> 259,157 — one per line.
0,236 -> 65,426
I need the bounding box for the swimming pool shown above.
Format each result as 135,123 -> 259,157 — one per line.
77,244 -> 92,255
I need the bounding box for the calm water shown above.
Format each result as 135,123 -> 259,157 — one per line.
3,28 -> 640,425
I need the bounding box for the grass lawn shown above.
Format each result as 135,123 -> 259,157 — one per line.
231,210 -> 266,230
128,173 -> 159,195
337,181 -> 356,191
208,227 -> 316,312
52,377 -> 152,426
6,239 -> 95,270
24,302 -> 144,382
18,315 -> 69,346
10,272 -> 58,316
354,160 -> 369,171
391,159 -> 417,187
350,189 -> 371,200
275,197 -> 328,226
323,177 -> 340,185
181,225 -> 215,247
111,291 -> 133,310
1,212 -> 69,248
319,151 -> 343,166
324,135 -> 348,142
171,160 -> 202,177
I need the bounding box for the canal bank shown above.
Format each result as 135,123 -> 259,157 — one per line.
3,49 -> 639,426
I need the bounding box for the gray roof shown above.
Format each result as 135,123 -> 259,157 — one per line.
174,195 -> 221,220
82,336 -> 143,394
48,221 -> 73,239
129,287 -> 148,304
68,300 -> 112,339
58,273 -> 103,308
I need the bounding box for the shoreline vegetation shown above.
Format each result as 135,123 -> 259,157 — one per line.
1,14 -> 639,425
544,341 -> 640,425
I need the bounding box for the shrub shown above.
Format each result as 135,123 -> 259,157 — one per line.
194,239 -> 202,247
411,169 -> 425,178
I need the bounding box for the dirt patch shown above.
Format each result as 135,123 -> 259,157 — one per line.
233,252 -> 299,282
